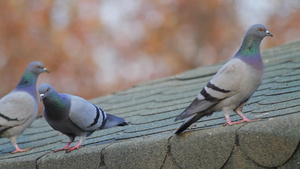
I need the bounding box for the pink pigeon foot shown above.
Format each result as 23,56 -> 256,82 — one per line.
66,140 -> 83,153
54,141 -> 72,152
66,145 -> 82,153
11,146 -> 31,154
223,117 -> 259,126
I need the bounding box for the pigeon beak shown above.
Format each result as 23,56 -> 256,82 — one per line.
43,68 -> 50,73
39,94 -> 45,101
266,30 -> 273,37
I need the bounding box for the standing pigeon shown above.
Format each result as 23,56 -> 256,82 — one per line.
175,24 -> 273,134
38,84 -> 128,152
0,61 -> 49,153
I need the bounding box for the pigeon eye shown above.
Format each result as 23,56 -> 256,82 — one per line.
259,28 -> 263,32
36,65 -> 41,68
46,88 -> 49,92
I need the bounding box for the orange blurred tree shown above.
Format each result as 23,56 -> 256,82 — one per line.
0,0 -> 299,109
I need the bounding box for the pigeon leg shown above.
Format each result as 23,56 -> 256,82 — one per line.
55,136 -> 75,152
223,103 -> 258,126
235,102 -> 258,123
66,141 -> 82,152
12,145 -> 31,154
54,141 -> 73,152
223,115 -> 251,126
66,136 -> 85,152
222,108 -> 237,126
10,137 -> 31,154
224,116 -> 251,126
223,116 -> 241,126
236,112 -> 259,123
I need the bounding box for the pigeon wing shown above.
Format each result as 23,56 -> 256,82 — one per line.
0,92 -> 37,132
175,58 -> 243,120
68,95 -> 106,132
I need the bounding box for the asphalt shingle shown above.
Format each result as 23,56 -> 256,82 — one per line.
0,40 -> 300,168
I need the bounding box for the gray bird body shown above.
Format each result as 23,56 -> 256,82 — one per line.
39,84 -> 127,152
0,61 -> 48,153
0,91 -> 38,138
43,93 -> 106,138
175,24 -> 273,134
202,58 -> 263,113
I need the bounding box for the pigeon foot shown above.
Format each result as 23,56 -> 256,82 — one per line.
11,147 -> 31,154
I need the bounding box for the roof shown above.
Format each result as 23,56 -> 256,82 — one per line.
1,40 -> 300,168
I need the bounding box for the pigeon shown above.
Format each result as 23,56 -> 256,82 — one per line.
175,24 -> 273,134
0,61 -> 49,153
38,84 -> 128,152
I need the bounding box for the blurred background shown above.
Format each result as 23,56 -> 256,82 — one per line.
0,0 -> 300,106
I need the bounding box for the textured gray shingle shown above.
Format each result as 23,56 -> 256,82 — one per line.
0,40 -> 300,168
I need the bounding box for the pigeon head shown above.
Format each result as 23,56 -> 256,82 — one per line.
39,84 -> 70,118
235,24 -> 273,58
38,84 -> 54,101
15,61 -> 49,93
246,24 -> 273,40
27,61 -> 49,75
233,24 -> 273,70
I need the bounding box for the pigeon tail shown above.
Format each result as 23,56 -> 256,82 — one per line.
102,114 -> 127,129
175,113 -> 207,134
175,96 -> 219,121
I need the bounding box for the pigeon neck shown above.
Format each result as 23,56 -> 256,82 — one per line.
15,71 -> 38,100
234,35 -> 264,70
236,35 -> 262,57
43,94 -> 70,119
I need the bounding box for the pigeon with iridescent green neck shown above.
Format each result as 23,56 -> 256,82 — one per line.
0,61 -> 49,153
175,24 -> 273,134
38,84 -> 128,152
